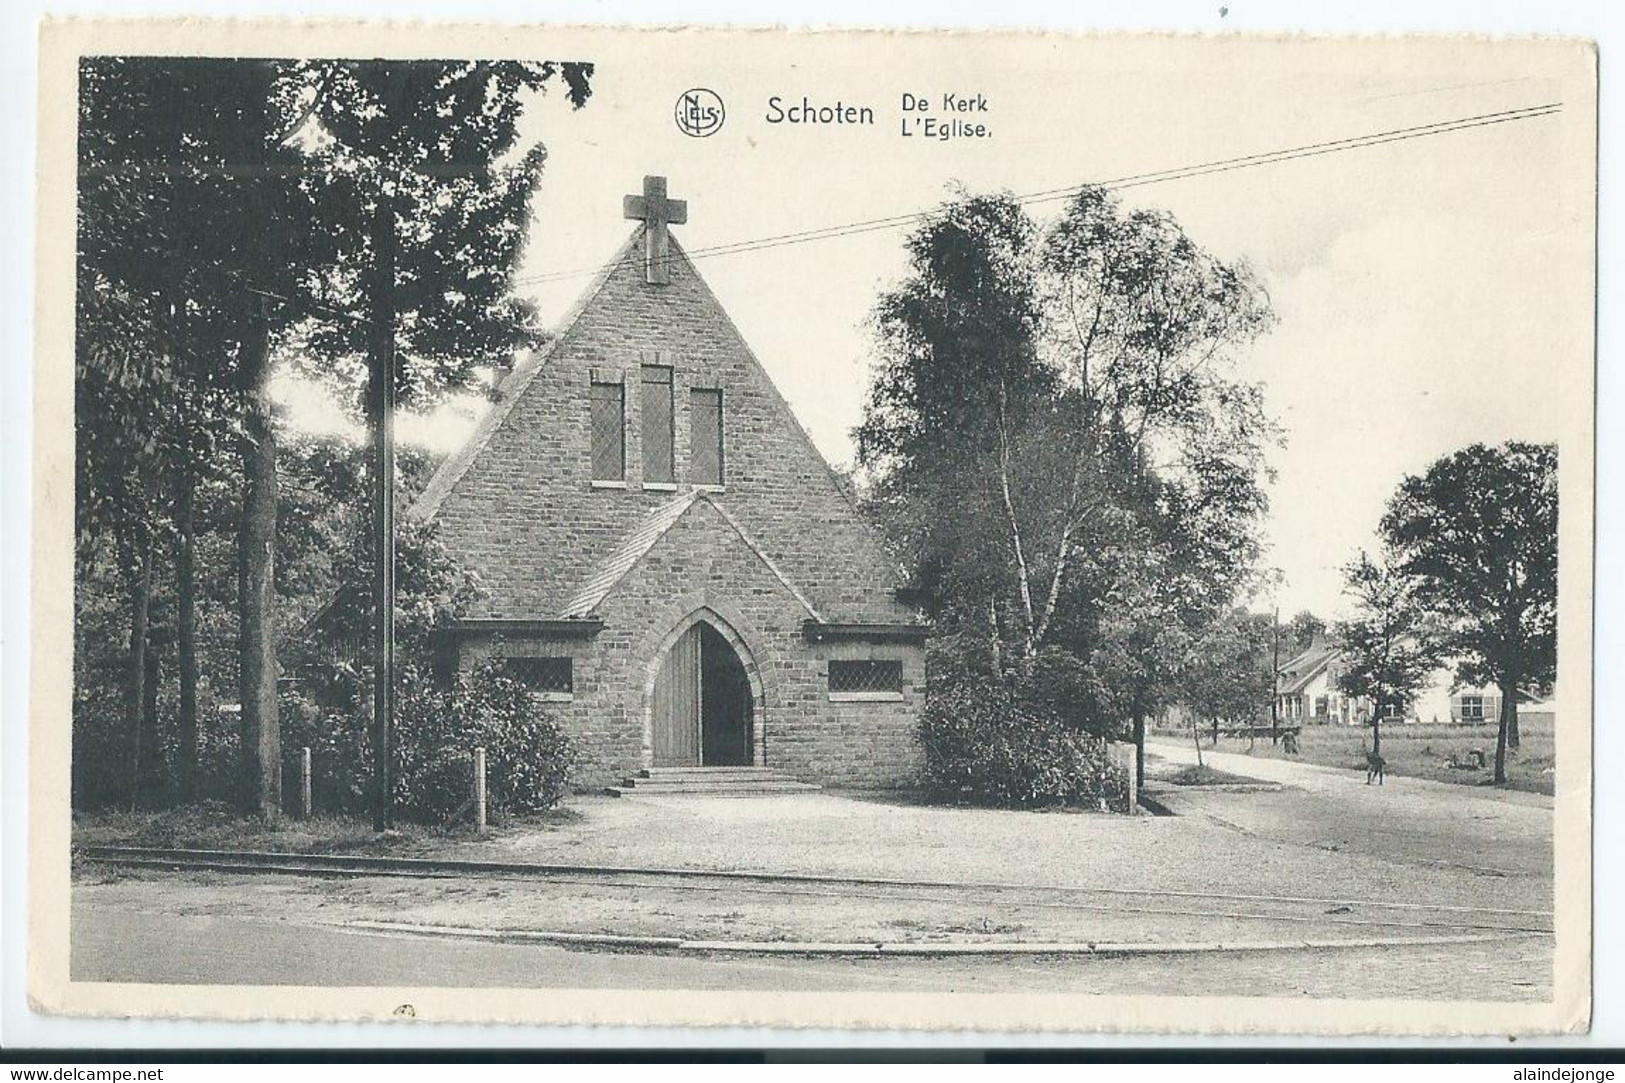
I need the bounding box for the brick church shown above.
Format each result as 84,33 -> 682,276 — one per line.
411,176 -> 928,790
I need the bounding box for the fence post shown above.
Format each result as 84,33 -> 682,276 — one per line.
1112,741 -> 1138,815
473,746 -> 487,835
299,746 -> 312,819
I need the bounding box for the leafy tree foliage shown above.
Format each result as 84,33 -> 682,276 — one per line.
859,187 -> 1278,791
284,59 -> 592,412
280,517 -> 573,822
1180,608 -> 1276,731
72,57 -> 593,815
1333,552 -> 1444,758
1378,441 -> 1558,781
1286,610 -> 1327,652
917,642 -> 1130,811
856,193 -> 1054,664
77,57 -> 311,807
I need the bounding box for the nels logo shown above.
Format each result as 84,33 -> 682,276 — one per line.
675,88 -> 725,138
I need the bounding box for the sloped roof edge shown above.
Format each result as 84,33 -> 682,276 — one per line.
409,227 -> 646,523
700,495 -> 825,622
558,491 -> 824,622
664,237 -> 910,590
559,491 -> 700,619
1279,646 -> 1341,695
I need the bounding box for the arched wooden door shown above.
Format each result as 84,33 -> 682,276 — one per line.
651,621 -> 753,767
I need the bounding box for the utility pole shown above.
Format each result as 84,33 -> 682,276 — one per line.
368,197 -> 398,833
1270,605 -> 1281,745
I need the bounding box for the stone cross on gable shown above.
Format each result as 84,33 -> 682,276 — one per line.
623,175 -> 688,285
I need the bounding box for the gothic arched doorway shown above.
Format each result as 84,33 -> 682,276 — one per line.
651,619 -> 755,767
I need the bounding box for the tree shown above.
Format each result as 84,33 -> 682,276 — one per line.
1039,183 -> 1277,675
74,57 -> 594,816
858,188 -> 1276,666
1379,442 -> 1558,781
858,187 -> 1277,794
856,192 -> 1053,669
283,59 -> 591,827
1334,552 -> 1443,759
1180,608 -> 1275,737
73,271 -> 169,807
78,58 -> 296,807
1286,610 -> 1327,652
286,60 -> 592,407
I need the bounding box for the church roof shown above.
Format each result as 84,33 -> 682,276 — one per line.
558,490 -> 825,621
407,179 -> 917,627
408,228 -> 643,524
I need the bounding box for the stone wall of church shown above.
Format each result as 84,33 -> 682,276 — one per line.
427,228 -> 929,789
427,231 -> 918,630
457,498 -> 925,790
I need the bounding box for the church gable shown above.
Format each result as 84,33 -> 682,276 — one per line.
557,490 -> 821,622
419,178 -> 914,627
590,496 -> 819,634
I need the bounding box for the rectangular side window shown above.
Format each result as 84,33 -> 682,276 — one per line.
590,381 -> 625,481
505,656 -> 574,697
690,388 -> 723,486
828,660 -> 904,699
641,365 -> 674,483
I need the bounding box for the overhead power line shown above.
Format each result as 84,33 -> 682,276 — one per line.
512,101 -> 1561,289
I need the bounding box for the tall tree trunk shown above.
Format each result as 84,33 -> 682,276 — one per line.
1371,712 -> 1382,759
175,466 -> 199,803
238,298 -> 281,819
987,596 -> 1003,677
1494,677 -> 1517,783
994,397 -> 1038,666
125,533 -> 154,810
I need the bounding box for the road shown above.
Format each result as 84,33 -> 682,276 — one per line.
69,745 -> 1556,1001
71,904 -> 1551,1000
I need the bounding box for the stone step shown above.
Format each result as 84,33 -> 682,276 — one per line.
618,777 -> 819,791
606,781 -> 821,797
638,767 -> 796,780
607,768 -> 821,797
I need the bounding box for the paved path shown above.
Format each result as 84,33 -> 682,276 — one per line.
1145,738 -> 1554,884
1147,736 -> 1555,809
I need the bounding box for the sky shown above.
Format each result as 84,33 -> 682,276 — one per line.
274,32 -> 1594,622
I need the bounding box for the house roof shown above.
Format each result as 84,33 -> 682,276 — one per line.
557,490 -> 825,622
1277,636 -> 1342,696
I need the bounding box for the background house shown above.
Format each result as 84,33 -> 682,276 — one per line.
1275,634 -> 1373,725
1275,634 -> 1550,727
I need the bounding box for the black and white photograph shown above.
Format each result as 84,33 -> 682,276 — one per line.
25,20 -> 1595,1036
